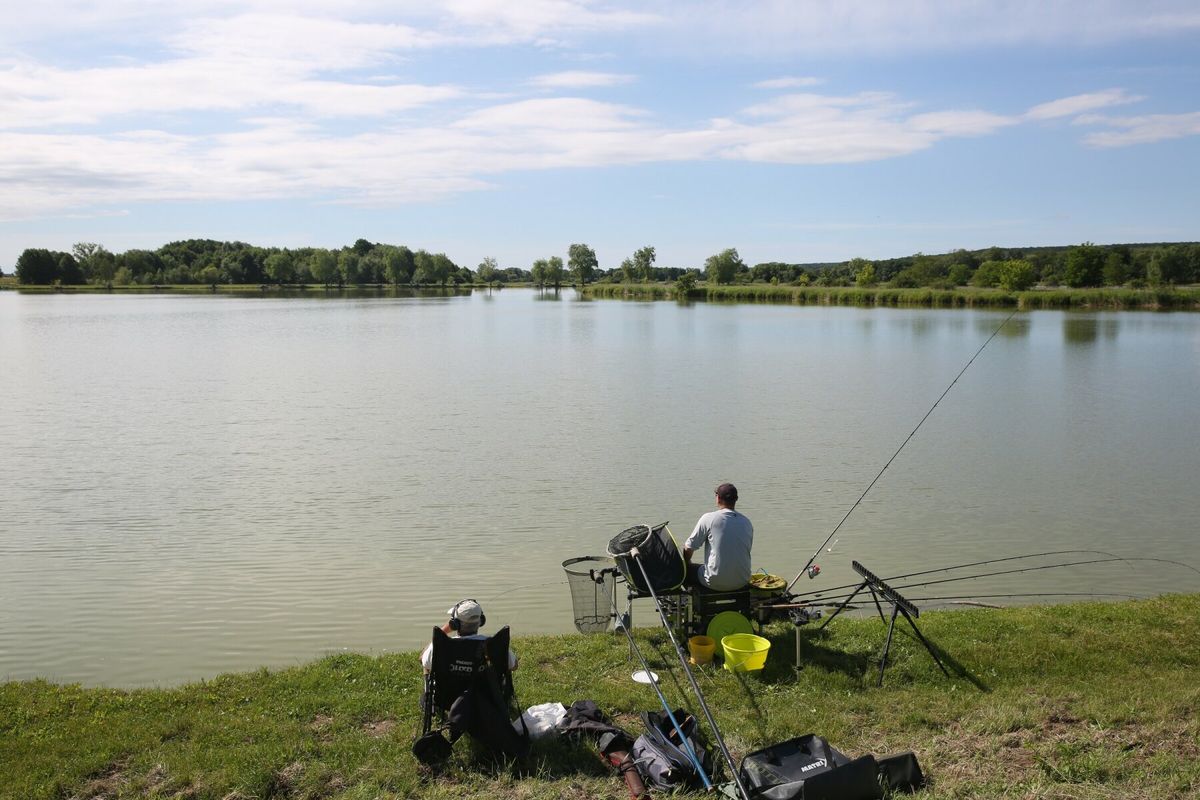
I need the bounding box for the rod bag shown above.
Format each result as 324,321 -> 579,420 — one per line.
738,734 -> 882,800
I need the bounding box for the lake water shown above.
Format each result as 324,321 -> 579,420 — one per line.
2,290 -> 1199,687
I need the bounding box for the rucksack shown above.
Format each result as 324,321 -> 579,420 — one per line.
630,708 -> 715,791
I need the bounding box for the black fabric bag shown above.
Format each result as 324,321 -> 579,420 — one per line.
739,735 -> 882,800
877,751 -> 925,793
630,708 -> 714,790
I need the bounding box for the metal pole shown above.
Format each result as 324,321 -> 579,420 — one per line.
631,547 -> 751,800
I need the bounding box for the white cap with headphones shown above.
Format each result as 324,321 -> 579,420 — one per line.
448,599 -> 485,631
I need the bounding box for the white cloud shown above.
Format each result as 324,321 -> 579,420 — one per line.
1024,89 -> 1142,121
1081,112 -> 1200,147
754,77 -> 823,90
529,71 -> 635,88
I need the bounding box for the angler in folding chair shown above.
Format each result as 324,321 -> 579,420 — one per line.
413,600 -> 527,764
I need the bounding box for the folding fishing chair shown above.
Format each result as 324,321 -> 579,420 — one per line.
413,626 -> 527,763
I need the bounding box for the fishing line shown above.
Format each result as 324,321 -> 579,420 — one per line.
787,308 -> 1020,593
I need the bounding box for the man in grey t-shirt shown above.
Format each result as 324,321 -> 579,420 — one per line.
683,483 -> 753,592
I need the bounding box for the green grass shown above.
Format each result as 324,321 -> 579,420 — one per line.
583,282 -> 1200,310
3,595 -> 1199,799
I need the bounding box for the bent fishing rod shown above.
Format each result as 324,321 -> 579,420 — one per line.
787,308 -> 1018,594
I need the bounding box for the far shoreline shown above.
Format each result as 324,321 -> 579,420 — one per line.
4,280 -> 1200,311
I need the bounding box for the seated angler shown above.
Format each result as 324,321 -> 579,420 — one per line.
683,483 -> 753,592
420,598 -> 518,674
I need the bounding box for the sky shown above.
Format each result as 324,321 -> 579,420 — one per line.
2,1 -> 1199,272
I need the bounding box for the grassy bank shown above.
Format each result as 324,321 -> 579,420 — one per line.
583,282 -> 1200,310
0,283 -> 507,294
3,596 -> 1198,799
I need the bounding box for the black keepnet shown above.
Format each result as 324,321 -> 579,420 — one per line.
607,522 -> 685,594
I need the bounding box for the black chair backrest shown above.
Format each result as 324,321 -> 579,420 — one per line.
429,625 -> 514,714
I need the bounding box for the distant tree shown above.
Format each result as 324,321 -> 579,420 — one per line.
946,263 -> 972,286
546,256 -> 565,289
264,251 -> 296,284
477,256 -> 498,284
338,250 -> 362,285
383,246 -> 415,285
531,258 -> 548,288
309,250 -> 338,285
352,238 -> 375,256
620,258 -> 636,283
851,258 -> 876,287
997,259 -> 1036,291
16,249 -> 60,284
971,260 -> 1004,288
568,243 -> 598,285
199,265 -> 222,286
1102,252 -> 1129,286
632,246 -> 656,282
704,248 -> 743,285
430,253 -> 456,286
57,253 -> 84,284
1063,243 -> 1103,287
675,270 -> 699,295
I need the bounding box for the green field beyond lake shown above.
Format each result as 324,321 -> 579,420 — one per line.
1,290 -> 1199,688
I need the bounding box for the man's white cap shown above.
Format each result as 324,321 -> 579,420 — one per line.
448,599 -> 484,628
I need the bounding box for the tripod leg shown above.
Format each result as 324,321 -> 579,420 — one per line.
869,586 -> 887,625
902,610 -> 950,677
878,604 -> 900,687
818,581 -> 868,630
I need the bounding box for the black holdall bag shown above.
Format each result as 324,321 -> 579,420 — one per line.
877,751 -> 925,793
630,708 -> 715,791
738,734 -> 882,800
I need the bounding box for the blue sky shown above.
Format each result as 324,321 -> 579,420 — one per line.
2,1 -> 1198,272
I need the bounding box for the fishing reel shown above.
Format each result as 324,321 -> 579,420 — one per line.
807,565 -> 821,580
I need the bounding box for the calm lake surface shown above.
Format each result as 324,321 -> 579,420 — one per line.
2,290 -> 1199,687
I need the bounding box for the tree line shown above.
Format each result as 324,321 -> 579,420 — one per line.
9,238 -> 1199,290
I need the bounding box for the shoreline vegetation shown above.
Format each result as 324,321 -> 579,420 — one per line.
5,239 -> 1200,313
3,595 -> 1198,799
5,279 -> 1200,311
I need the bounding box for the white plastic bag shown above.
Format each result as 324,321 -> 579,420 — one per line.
515,701 -> 567,739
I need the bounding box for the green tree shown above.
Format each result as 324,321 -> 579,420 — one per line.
352,238 -> 375,257
947,263 -> 972,286
568,243 -> 598,285
309,250 -> 338,285
851,258 -> 876,287
16,249 -> 60,284
477,256 -> 498,284
971,260 -> 1003,288
704,248 -> 743,285
531,258 -> 548,288
632,246 -> 656,282
338,250 -> 362,285
546,256 -> 565,289
620,258 -> 636,283
264,251 -> 295,284
1063,243 -> 1103,287
997,259 -> 1035,291
430,253 -> 455,286
1102,252 -> 1129,286
675,270 -> 699,295
383,246 -> 415,285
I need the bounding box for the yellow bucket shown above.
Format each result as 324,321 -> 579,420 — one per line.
688,635 -> 716,665
721,633 -> 771,672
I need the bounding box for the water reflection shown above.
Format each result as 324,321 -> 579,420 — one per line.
1063,317 -> 1119,345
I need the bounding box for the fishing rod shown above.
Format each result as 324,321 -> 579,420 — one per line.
798,556 -> 1200,606
630,546 -> 751,800
787,308 -> 1019,594
787,549 -> 1128,600
596,565 -> 714,791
